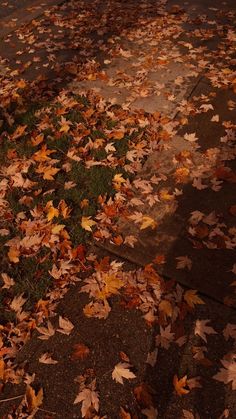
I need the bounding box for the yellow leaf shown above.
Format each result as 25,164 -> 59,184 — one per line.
113,174 -> 126,189
159,299 -> 173,317
47,206 -> 59,221
42,166 -> 60,180
159,189 -> 174,201
25,385 -> 43,413
51,224 -> 65,234
140,216 -> 157,230
184,290 -> 205,308
8,247 -> 20,263
173,375 -> 190,396
81,216 -> 96,232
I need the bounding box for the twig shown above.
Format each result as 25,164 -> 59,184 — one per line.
39,407 -> 57,415
0,394 -> 24,403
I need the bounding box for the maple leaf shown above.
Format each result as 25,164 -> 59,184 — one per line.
187,376 -> 202,390
112,173 -> 126,189
134,382 -> 154,408
112,362 -> 136,384
194,319 -> 217,342
173,375 -> 190,396
140,216 -> 157,230
223,324 -> 236,341
74,387 -> 99,417
159,299 -> 173,318
184,133 -> 198,142
25,385 -> 43,413
11,125 -> 27,140
213,359 -> 236,390
46,201 -> 59,221
1,273 -> 15,289
59,116 -> 72,133
33,145 -> 56,162
176,256 -> 192,270
39,353 -> 58,364
71,343 -> 90,360
184,290 -> 205,308
10,294 -> 27,313
120,407 -> 132,419
156,325 -> 175,349
8,247 -> 20,263
146,348 -> 158,367
141,407 -> 158,419
57,316 -> 74,335
37,321 -> 55,340
81,216 -> 96,232
36,165 -> 60,180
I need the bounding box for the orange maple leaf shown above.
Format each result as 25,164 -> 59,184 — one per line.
173,375 -> 190,396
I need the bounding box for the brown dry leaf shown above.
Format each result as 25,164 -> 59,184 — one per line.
184,290 -> 205,308
39,353 -> 58,365
57,316 -> 74,335
120,407 -> 132,419
119,351 -> 130,362
25,385 -> 43,413
112,362 -> 136,384
1,273 -> 15,289
213,359 -> 236,390
31,133 -> 44,146
229,205 -> 236,216
159,299 -> 173,318
11,125 -> 27,140
194,319 -> 217,342
74,387 -> 99,417
173,375 -> 190,396
134,383 -> 154,408
0,358 -> 5,380
176,256 -> 192,270
71,343 -> 90,360
10,294 -> 27,313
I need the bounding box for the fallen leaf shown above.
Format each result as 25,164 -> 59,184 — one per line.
194,319 -> 217,342
120,407 -> 132,419
173,374 -> 190,396
141,406 -> 158,419
71,343 -> 90,360
176,256 -> 192,270
39,353 -> 58,364
74,387 -> 99,417
184,290 -> 205,308
134,383 -> 154,407
213,359 -> 236,389
81,216 -> 96,232
112,362 -> 136,384
140,216 -> 157,230
57,316 -> 74,335
25,385 -> 43,413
